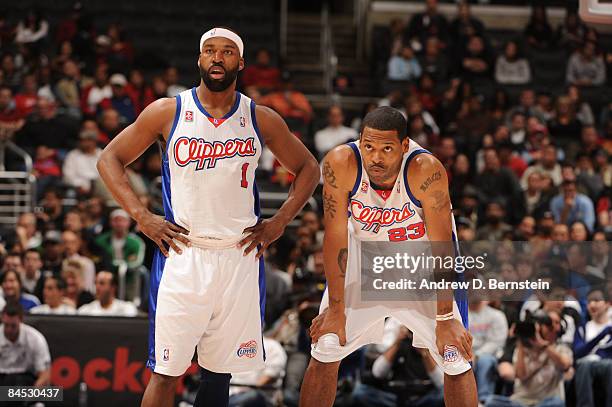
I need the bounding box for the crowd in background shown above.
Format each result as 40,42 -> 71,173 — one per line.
0,1 -> 611,406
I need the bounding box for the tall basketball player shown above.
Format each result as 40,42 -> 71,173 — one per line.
299,107 -> 478,407
97,28 -> 319,407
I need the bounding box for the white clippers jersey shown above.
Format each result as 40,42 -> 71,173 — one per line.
161,88 -> 263,239
347,140 -> 457,242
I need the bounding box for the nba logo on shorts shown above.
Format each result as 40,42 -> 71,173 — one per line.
185,111 -> 193,122
236,340 -> 258,358
163,348 -> 170,361
443,345 -> 459,363
240,116 -> 246,127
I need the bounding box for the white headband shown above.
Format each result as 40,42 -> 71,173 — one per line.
199,28 -> 244,57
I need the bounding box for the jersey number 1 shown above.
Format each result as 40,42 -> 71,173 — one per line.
240,163 -> 249,188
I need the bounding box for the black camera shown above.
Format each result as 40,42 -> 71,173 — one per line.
515,309 -> 553,347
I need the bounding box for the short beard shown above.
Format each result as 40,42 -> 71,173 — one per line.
200,64 -> 239,92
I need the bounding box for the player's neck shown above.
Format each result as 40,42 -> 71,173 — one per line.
370,179 -> 395,191
197,83 -> 237,117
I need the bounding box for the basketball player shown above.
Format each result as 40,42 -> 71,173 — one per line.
299,107 -> 478,407
97,28 -> 319,407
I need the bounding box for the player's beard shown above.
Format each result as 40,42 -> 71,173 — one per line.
200,63 -> 239,92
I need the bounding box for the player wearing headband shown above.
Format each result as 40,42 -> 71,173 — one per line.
97,27 -> 319,407
299,107 -> 477,407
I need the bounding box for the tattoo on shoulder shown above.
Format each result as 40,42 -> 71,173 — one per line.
337,248 -> 348,277
323,189 -> 337,218
323,161 -> 338,188
420,171 -> 442,192
431,190 -> 450,213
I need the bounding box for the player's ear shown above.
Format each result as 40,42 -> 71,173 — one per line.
238,57 -> 245,72
401,137 -> 409,152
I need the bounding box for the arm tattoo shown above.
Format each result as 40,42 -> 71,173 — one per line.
420,171 -> 442,192
431,190 -> 451,213
323,161 -> 338,188
323,190 -> 337,218
337,248 -> 348,277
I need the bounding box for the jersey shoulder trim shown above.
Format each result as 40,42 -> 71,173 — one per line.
402,148 -> 432,208
250,100 -> 264,148
166,95 -> 182,153
347,142 -> 362,198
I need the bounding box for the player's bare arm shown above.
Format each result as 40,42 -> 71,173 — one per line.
238,105 -> 319,258
309,145 -> 355,346
409,154 -> 473,361
97,98 -> 190,257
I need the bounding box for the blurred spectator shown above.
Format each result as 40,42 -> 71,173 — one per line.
533,92 -> 554,123
458,35 -> 494,82
547,96 -> 582,151
476,200 -> 513,241
242,48 -> 281,91
258,76 -> 313,129
523,171 -> 554,218
94,209 -> 145,270
387,45 -> 421,82
524,5 -> 554,50
15,213 -> 41,250
566,41 -> 606,87
55,59 -> 83,119
418,36 -> 448,82
37,188 -> 65,232
569,221 -> 589,242
14,10 -> 49,53
62,128 -> 102,194
575,152 -> 604,201
556,11 -> 586,51
61,259 -> 94,308
573,289 -> 612,407
98,107 -> 123,141
32,145 -> 62,198
126,69 -> 154,116
55,2 -> 83,44
487,310 -> 572,407
51,40 -> 76,75
106,24 -> 134,69
469,300 -> 508,403
314,105 -> 358,159
550,179 -> 595,232
0,301 -> 51,387
41,231 -> 64,274
567,85 -> 594,126
16,96 -> 79,151
0,270 -> 40,311
449,1 -> 485,51
228,335 -> 287,406
21,249 -> 43,295
99,73 -> 136,124
151,75 -> 168,100
521,144 -> 562,189
77,270 -> 138,316
1,54 -> 22,91
165,66 -> 187,97
62,230 -> 95,293
30,276 -> 76,315
0,85 -> 26,140
495,41 -> 531,85
354,322 -> 444,407
405,0 -> 448,49
476,148 -> 525,225
497,141 -> 527,179
81,64 -> 112,117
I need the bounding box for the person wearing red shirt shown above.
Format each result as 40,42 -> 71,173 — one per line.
241,48 -> 281,91
125,69 -> 154,115
14,74 -> 38,117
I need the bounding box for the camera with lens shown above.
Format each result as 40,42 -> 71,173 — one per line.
515,309 -> 553,347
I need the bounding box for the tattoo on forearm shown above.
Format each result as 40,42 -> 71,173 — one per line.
337,248 -> 348,277
431,190 -> 450,213
420,171 -> 442,192
323,162 -> 338,188
323,190 -> 337,218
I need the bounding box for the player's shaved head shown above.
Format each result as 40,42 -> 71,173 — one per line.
361,106 -> 407,141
